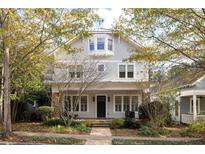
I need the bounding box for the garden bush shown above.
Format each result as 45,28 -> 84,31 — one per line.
110,118 -> 125,128
158,127 -> 171,136
43,117 -> 64,126
35,106 -> 54,121
138,125 -> 159,137
180,119 -> 205,137
123,118 -> 141,129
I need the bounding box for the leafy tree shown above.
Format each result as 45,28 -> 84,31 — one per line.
115,8 -> 205,70
0,8 -> 99,136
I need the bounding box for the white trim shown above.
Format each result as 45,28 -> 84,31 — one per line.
95,94 -> 108,118
180,90 -> 205,96
113,94 -> 140,113
118,63 -> 135,79
62,94 -> 89,113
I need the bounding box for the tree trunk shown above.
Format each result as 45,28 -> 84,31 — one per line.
0,64 -> 4,124
3,48 -> 11,136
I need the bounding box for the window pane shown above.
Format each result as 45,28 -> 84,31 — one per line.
123,96 -> 130,112
127,65 -> 134,78
89,39 -> 94,51
76,65 -> 83,78
97,38 -> 105,50
131,96 -> 138,111
108,39 -> 113,50
98,64 -> 105,72
69,66 -> 75,78
115,96 -> 122,112
72,96 -> 79,111
119,65 -> 126,78
81,96 -> 87,112
64,96 -> 71,111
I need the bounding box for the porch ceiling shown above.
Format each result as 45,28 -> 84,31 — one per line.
62,89 -> 142,94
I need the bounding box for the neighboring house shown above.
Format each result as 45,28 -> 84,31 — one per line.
157,68 -> 205,124
44,30 -> 149,119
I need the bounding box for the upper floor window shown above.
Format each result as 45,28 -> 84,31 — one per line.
69,65 -> 83,79
108,39 -> 113,51
89,39 -> 94,51
98,64 -> 105,72
119,65 -> 126,78
119,64 -> 134,79
127,65 -> 134,78
97,38 -> 105,50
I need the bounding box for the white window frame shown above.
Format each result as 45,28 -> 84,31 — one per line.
190,97 -> 200,114
97,38 -> 105,50
113,94 -> 139,113
107,38 -> 113,51
63,94 -> 89,113
89,38 -> 95,51
87,36 -> 114,54
118,63 -> 135,79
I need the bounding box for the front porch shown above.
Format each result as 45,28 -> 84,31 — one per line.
177,90 -> 205,124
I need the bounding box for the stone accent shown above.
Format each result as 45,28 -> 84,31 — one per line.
51,92 -> 61,116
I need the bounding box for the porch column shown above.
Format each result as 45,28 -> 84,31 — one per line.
193,95 -> 197,121
178,97 -> 181,119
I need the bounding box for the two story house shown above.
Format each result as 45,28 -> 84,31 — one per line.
45,30 -> 149,119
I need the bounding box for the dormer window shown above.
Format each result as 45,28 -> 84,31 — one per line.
108,39 -> 113,51
89,39 -> 94,51
97,38 -> 105,50
88,36 -> 114,56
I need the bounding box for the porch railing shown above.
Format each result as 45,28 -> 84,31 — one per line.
181,114 -> 205,124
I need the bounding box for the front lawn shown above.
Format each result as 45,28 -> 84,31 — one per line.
112,138 -> 205,145
0,133 -> 85,145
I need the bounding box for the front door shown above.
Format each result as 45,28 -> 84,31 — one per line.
97,96 -> 106,118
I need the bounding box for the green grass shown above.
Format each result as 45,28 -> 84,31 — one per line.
32,136 -> 85,144
112,139 -> 205,145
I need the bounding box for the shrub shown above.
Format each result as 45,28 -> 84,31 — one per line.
123,118 -> 141,129
158,127 -> 171,136
43,117 -> 64,126
35,106 -> 54,121
180,128 -> 193,137
189,120 -> 205,133
138,101 -> 171,127
110,118 -> 125,129
138,125 -> 159,137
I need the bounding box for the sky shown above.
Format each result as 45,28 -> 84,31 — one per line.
95,8 -> 122,29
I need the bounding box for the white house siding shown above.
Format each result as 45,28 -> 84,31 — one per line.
48,31 -> 148,118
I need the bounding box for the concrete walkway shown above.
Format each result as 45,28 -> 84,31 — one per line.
85,127 -> 112,145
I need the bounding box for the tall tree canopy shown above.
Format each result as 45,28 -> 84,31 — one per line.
0,8 -> 99,135
115,8 -> 205,70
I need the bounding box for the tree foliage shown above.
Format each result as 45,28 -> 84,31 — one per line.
0,8 -> 99,135
115,8 -> 205,69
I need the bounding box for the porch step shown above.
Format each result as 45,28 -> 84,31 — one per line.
90,120 -> 111,127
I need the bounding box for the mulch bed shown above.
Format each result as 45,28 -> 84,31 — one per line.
1,122 -> 90,135
111,125 -> 190,138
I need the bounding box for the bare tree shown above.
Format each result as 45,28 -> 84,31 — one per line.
50,55 -> 105,127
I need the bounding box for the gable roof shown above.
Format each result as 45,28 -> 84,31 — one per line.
65,29 -> 143,49
162,68 -> 205,90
